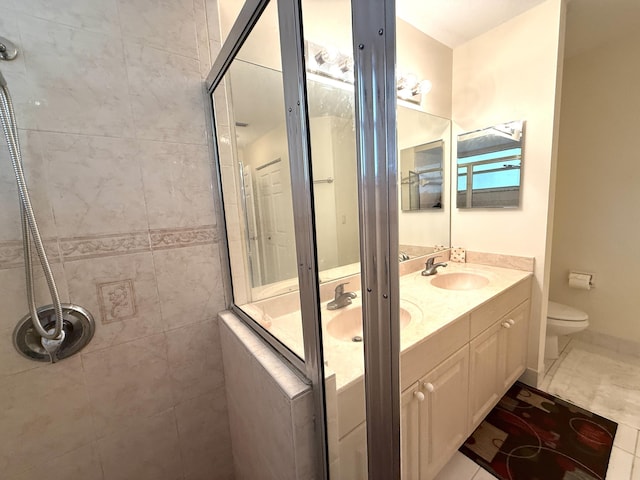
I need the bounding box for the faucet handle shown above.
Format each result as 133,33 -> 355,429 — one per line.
335,282 -> 349,295
426,256 -> 441,268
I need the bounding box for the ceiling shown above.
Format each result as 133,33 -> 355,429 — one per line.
396,0 -> 547,48
397,0 -> 640,57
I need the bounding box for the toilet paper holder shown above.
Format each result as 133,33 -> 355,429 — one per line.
569,271 -> 595,289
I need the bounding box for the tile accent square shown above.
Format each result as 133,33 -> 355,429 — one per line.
97,279 -> 137,324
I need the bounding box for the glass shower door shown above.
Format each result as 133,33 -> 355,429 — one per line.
207,0 -> 402,478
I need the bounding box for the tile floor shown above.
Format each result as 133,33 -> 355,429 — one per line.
435,337 -> 640,480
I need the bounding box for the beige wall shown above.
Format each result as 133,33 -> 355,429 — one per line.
451,0 -> 566,379
0,1 -> 234,479
550,29 -> 640,344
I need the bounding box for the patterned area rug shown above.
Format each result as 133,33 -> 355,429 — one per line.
460,382 -> 617,480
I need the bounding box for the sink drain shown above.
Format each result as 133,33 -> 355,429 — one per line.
351,335 -> 363,343
13,304 -> 95,362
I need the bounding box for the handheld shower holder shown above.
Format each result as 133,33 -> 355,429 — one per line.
0,35 -> 18,61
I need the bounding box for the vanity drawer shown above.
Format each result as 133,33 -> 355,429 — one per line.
400,315 -> 470,391
470,278 -> 531,338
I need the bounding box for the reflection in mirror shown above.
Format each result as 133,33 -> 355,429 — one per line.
227,60 -> 452,301
456,120 -> 525,209
400,139 -> 444,211
211,1 -> 304,360
398,109 -> 451,257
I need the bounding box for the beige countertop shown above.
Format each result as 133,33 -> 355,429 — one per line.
249,261 -> 533,392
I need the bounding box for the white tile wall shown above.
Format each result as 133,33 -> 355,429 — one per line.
219,311 -> 316,480
0,0 -> 232,479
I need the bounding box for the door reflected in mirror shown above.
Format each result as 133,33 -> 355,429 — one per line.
456,120 -> 525,209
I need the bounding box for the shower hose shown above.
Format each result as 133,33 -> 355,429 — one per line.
0,70 -> 65,350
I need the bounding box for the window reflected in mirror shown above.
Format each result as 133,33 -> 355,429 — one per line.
456,120 -> 525,209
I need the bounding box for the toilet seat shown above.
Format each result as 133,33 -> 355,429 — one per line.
548,301 -> 588,322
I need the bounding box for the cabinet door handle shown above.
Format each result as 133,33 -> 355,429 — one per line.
507,319 -> 515,326
413,391 -> 425,402
423,382 -> 435,393
502,322 -> 511,329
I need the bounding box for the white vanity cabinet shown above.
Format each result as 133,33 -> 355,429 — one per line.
338,422 -> 367,480
502,300 -> 530,390
418,346 -> 469,479
468,320 -> 504,432
399,277 -> 531,480
468,299 -> 530,431
401,346 -> 469,480
401,383 -> 421,479
340,275 -> 532,480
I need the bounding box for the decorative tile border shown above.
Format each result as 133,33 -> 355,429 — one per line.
0,225 -> 216,268
60,232 -> 151,262
0,239 -> 61,270
150,225 -> 218,251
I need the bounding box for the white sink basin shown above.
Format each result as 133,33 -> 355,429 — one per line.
326,306 -> 412,342
430,272 -> 489,291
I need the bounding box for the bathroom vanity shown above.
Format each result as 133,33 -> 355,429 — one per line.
243,258 -> 532,480
332,262 -> 532,480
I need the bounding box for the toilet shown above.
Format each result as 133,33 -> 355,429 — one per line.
545,301 -> 589,359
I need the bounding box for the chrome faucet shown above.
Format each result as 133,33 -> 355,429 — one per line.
327,282 -> 357,310
421,257 -> 448,276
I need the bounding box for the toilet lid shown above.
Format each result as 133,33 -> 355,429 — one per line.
548,301 -> 588,321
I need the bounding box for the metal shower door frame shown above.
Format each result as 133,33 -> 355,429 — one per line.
204,0 -> 400,478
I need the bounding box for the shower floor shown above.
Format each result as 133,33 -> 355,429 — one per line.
433,338 -> 640,480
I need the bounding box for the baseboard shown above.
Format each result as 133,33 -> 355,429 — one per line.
518,367 -> 540,388
575,330 -> 640,358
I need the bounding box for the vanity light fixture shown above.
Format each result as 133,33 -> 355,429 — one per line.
306,40 -> 429,104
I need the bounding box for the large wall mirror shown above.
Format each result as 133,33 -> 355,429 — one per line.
224,61 -> 452,301
456,120 -> 525,209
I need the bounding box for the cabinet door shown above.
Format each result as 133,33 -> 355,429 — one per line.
338,422 -> 367,480
502,300 -> 530,390
401,383 -> 422,480
469,321 -> 503,431
419,346 -> 470,480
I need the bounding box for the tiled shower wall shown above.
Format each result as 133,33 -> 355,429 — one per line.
0,1 -> 234,479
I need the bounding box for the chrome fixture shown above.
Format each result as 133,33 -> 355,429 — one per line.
305,40 -> 429,104
0,36 -> 18,61
327,282 -> 357,310
0,38 -> 94,363
14,304 -> 95,362
399,251 -> 410,262
421,257 -> 448,276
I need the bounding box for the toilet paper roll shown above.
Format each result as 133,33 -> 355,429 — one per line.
568,272 -> 591,290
